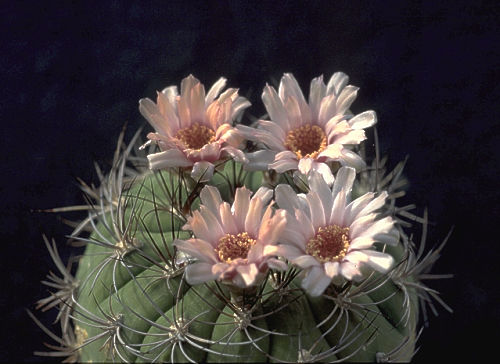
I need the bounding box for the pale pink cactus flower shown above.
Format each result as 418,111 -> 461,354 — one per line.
266,166 -> 399,296
174,185 -> 288,288
139,75 -> 251,182
238,72 -> 376,185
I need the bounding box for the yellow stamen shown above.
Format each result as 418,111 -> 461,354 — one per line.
284,124 -> 327,159
306,225 -> 350,263
216,232 -> 256,263
176,122 -> 216,150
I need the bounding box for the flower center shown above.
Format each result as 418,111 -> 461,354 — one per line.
216,232 -> 256,263
176,122 -> 216,150
306,225 -> 350,263
284,124 -> 327,159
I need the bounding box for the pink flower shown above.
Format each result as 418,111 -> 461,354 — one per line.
238,73 -> 376,185
173,185 -> 288,288
266,166 -> 399,296
139,75 -> 251,182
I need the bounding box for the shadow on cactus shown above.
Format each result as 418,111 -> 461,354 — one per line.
32,73 -> 452,362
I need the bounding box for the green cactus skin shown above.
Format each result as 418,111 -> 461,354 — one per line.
69,160 -> 420,363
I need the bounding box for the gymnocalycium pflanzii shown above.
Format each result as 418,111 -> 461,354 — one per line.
32,73 -> 452,363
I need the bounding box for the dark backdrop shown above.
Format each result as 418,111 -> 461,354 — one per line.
1,0 -> 498,362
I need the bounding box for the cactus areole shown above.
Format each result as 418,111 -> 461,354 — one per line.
35,73 -> 449,363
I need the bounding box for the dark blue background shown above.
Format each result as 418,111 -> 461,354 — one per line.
1,0 -> 498,362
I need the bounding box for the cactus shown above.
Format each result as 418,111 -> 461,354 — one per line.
33,73 -> 451,362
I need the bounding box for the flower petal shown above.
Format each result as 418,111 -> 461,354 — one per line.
233,187 -> 252,231
185,262 -> 219,285
205,77 -> 227,105
262,84 -> 289,131
326,72 -> 349,96
331,166 -> 356,201
173,239 -> 218,264
147,149 -> 192,170
349,110 -> 377,129
200,185 -> 223,217
191,161 -> 215,182
244,150 -> 277,171
301,266 -> 332,297
236,263 -> 260,286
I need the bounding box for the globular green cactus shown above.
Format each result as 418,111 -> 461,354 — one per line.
33,73 -> 451,363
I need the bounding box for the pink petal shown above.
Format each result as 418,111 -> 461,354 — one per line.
343,193 -> 375,226
326,72 -> 349,96
259,120 -> 286,141
198,142 -> 221,161
263,244 -> 303,260
307,171 -> 334,222
186,211 -> 219,246
275,184 -> 301,216
244,150 -> 277,171
173,239 -> 218,263
295,208 -> 315,239
236,263 -> 260,286
349,213 -> 378,238
221,146 -> 247,163
147,149 -> 192,170
292,255 -> 321,269
200,185 -> 223,217
233,187 -> 252,231
157,91 -> 180,134
231,96 -> 251,120
139,98 -> 171,137
336,85 -> 359,114
308,75 -> 326,120
185,262 -> 218,285
176,96 -> 191,129
280,73 -> 311,124
205,77 -> 227,106
324,116 -> 347,137
297,157 -> 313,175
353,216 -> 395,240
189,82 -> 205,123
339,260 -> 361,281
191,161 -> 215,182
301,266 -> 332,297
318,143 -> 343,160
374,228 -> 400,246
270,157 -> 299,173
333,129 -> 367,145
339,149 -> 365,170
258,209 -> 287,246
262,84 -> 289,131
355,250 -> 394,273
318,93 -> 338,125
283,96 -> 303,130
356,191 -> 388,218
324,261 -> 340,278
253,187 -> 273,207
348,110 -> 377,130
161,85 -> 179,106
219,202 -> 238,236
306,191 -> 326,228
349,236 -> 376,250
245,196 -> 264,237
198,206 -> 225,240
279,226 -> 307,249
236,124 -> 285,151
331,166 -> 356,201
310,162 -> 335,186
330,189 -> 346,226
267,258 -> 288,271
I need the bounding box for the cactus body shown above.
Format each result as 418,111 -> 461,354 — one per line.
72,163 -> 419,363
